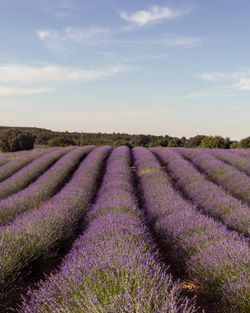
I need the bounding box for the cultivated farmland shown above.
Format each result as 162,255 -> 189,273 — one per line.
0,146 -> 249,313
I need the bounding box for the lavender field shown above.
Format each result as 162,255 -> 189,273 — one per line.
0,146 -> 249,313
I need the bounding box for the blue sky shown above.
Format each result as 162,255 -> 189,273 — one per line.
0,0 -> 249,139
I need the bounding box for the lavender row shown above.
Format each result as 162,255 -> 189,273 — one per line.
133,147 -> 249,313
22,146 -> 196,313
0,147 -> 72,200
208,149 -> 250,176
0,146 -> 94,225
0,148 -> 52,182
179,148 -> 250,205
0,146 -> 111,300
0,149 -> 45,166
0,159 -> 9,167
230,149 -> 250,159
151,148 -> 249,236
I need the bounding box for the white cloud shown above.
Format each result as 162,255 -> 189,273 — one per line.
200,72 -> 226,82
236,78 -> 250,91
0,64 -> 132,84
37,27 -> 109,45
156,36 -> 202,47
199,70 -> 250,92
0,86 -> 52,96
120,5 -> 188,26
200,70 -> 250,82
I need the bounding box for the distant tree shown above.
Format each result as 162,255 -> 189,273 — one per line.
35,133 -> 53,145
0,128 -> 35,152
180,136 -> 187,147
136,135 -> 151,147
238,136 -> 250,148
47,136 -> 76,147
0,126 -> 247,149
200,136 -> 230,149
113,140 -> 132,148
185,135 -> 206,148
230,141 -> 239,149
168,138 -> 182,147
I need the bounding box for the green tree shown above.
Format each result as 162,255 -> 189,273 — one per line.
47,136 -> 76,147
200,136 -> 230,149
185,135 -> 206,148
136,135 -> 151,147
230,141 -> 239,149
239,136 -> 250,148
168,137 -> 182,147
0,129 -> 35,152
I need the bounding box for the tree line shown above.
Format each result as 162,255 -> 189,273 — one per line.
0,126 -> 249,152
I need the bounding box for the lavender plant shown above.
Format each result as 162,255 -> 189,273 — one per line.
179,148 -> 250,205
0,146 -> 111,300
133,147 -> 249,313
0,149 -> 44,166
0,159 -> 9,167
0,147 -> 73,200
21,146 -> 196,313
208,149 -> 250,176
151,148 -> 250,236
0,146 -> 94,225
230,149 -> 250,159
0,148 -> 51,182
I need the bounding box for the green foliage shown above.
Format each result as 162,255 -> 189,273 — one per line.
200,136 -> 231,149
185,135 -> 206,148
35,133 -> 54,145
136,135 -> 151,147
0,129 -> 35,152
0,126 -> 246,148
47,137 -> 76,147
168,137 -> 182,147
230,141 -> 240,149
238,136 -> 250,148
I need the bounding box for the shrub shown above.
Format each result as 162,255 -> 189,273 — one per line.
184,135 -> 206,148
230,141 -> 239,149
200,136 -> 230,149
47,136 -> 76,147
239,136 -> 250,148
0,129 -> 35,152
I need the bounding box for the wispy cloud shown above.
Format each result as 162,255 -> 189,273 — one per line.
200,70 -> 250,82
155,36 -> 203,47
37,27 -> 203,51
199,69 -> 250,92
184,90 -> 238,99
0,64 -> 132,84
200,72 -> 227,82
37,27 -> 109,44
186,69 -> 250,98
120,5 -> 190,27
0,86 -> 52,96
236,78 -> 250,91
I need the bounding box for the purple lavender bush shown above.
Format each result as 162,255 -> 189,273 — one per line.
208,149 -> 250,176
179,148 -> 250,205
0,149 -> 45,166
0,146 -> 111,299
230,149 -> 250,159
21,146 -> 196,313
0,146 -> 94,225
151,148 -> 250,236
133,147 -> 249,313
0,147 -> 72,200
0,158 -> 10,167
0,148 -> 51,182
